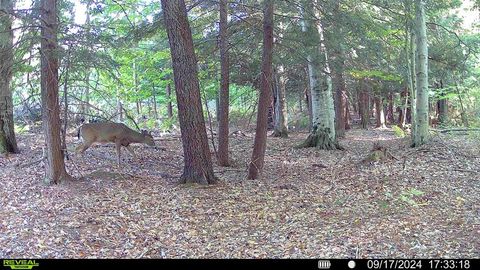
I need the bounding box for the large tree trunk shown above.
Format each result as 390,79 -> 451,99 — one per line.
272,65 -> 288,137
162,0 -> 217,184
298,1 -> 339,150
374,96 -> 386,128
326,0 -> 347,139
40,0 -> 71,184
166,83 -> 173,119
247,0 -> 273,180
412,0 -> 429,147
217,0 -> 230,166
333,69 -> 347,138
0,0 -> 18,154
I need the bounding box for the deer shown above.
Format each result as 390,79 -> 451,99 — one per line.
75,122 -> 155,165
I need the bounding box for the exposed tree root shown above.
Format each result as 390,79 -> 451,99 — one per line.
296,127 -> 343,150
272,129 -> 288,138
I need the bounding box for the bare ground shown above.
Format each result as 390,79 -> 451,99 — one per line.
0,127 -> 479,258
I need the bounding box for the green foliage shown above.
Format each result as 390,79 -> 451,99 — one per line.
392,125 -> 406,138
349,69 -> 402,81
399,188 -> 425,207
159,117 -> 176,132
14,124 -> 30,135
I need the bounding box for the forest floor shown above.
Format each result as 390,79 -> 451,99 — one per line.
0,126 -> 479,258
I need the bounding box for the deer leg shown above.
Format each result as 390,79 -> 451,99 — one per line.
115,140 -> 122,166
126,145 -> 138,160
75,141 -> 92,155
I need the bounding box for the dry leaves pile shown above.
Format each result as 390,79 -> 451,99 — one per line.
0,128 -> 479,258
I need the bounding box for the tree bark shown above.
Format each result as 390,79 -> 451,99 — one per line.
166,83 -> 173,119
359,80 -> 369,129
298,1 -> 339,149
217,0 -> 230,166
152,84 -> 158,119
374,96 -> 386,128
387,92 -> 395,124
413,0 -> 429,147
162,0 -> 217,184
272,65 -> 288,137
40,0 -> 71,184
436,80 -> 448,125
0,0 -> 18,154
247,0 -> 274,180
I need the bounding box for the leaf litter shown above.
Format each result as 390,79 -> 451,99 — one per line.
0,127 -> 479,258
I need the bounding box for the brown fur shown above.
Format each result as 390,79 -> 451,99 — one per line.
75,122 -> 155,165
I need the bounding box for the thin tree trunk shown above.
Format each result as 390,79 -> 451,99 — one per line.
359,80 -> 369,129
344,95 -> 351,130
273,65 -> 288,137
374,96 -> 386,128
217,0 -> 230,166
0,0 -> 18,154
133,62 -> 141,115
387,92 -> 395,123
152,84 -> 158,119
162,0 -> 217,184
166,83 -> 173,119
413,0 -> 429,147
436,80 -> 448,125
62,49 -> 71,160
247,0 -> 274,180
454,80 -> 469,127
82,0 -> 91,118
40,0 -> 71,184
298,90 -> 303,113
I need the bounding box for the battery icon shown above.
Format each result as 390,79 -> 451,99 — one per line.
318,260 -> 331,269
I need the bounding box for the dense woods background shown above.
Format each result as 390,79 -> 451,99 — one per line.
0,0 -> 479,258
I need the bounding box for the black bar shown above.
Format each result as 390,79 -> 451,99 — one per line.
1,259 -> 479,270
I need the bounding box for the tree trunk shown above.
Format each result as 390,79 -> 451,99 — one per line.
82,0 -> 91,118
359,80 -> 369,129
387,92 -> 394,124
305,83 -> 313,131
133,62 -> 142,115
152,84 -> 158,119
40,0 -> 71,184
247,0 -> 274,180
0,0 -> 18,154
333,70 -> 347,138
298,1 -> 339,149
62,50 -> 71,160
436,80 -> 448,125
298,90 -> 303,113
345,96 -> 351,130
326,0 -> 347,138
217,0 -> 230,166
162,0 -> 217,184
412,0 -> 429,147
166,83 -> 173,119
272,65 -> 288,137
374,96 -> 386,128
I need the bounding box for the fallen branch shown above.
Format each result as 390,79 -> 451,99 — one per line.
432,128 -> 480,133
12,156 -> 46,168
451,168 -> 479,174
